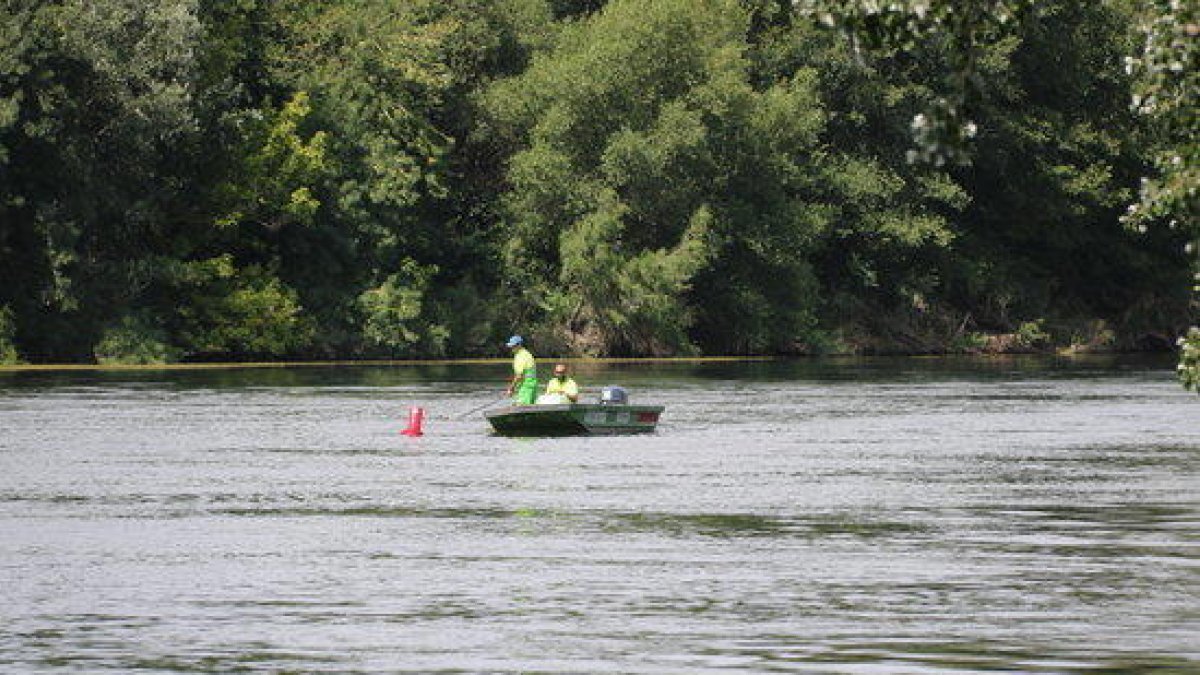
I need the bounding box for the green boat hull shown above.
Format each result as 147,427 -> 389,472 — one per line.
485,403 -> 664,436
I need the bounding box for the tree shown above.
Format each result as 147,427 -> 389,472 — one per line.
1121,0 -> 1198,392
949,2 -> 1189,340
0,0 -> 205,360
744,8 -> 968,351
486,0 -> 831,354
260,0 -> 506,357
793,0 -> 1038,165
795,0 -> 1195,367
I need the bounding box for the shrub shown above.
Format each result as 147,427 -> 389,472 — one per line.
0,306 -> 20,365
1014,319 -> 1050,350
95,314 -> 179,365
174,257 -> 316,357
357,260 -> 448,357
1180,327 -> 1200,394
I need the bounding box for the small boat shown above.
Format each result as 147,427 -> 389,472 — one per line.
485,386 -> 664,436
486,402 -> 664,436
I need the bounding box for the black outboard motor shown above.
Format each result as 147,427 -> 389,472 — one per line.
600,386 -> 628,405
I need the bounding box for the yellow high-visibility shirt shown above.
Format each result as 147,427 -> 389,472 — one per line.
545,376 -> 578,400
512,347 -> 536,378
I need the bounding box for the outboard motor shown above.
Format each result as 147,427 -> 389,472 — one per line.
600,386 -> 629,405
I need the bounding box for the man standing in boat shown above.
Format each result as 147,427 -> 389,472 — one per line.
505,335 -> 538,405
544,363 -> 579,403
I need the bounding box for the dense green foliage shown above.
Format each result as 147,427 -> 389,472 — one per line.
803,0 -> 1196,383
1121,0 -> 1198,391
0,0 -> 1192,367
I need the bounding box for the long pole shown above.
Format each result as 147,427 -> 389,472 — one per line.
457,396 -> 508,419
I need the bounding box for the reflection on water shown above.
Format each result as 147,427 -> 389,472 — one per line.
1,356 -> 1197,673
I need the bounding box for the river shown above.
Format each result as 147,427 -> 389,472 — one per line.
1,356 -> 1197,673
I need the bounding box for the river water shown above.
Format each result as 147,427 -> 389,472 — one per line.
1,357 -> 1197,673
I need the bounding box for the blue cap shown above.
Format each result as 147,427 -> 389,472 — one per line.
505,335 -> 523,347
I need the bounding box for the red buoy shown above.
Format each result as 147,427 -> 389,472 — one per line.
400,406 -> 425,436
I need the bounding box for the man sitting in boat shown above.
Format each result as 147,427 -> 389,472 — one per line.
537,363 -> 579,404
505,335 -> 538,405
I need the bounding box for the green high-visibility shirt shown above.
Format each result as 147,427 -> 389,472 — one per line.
512,347 -> 536,378
545,376 -> 578,399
